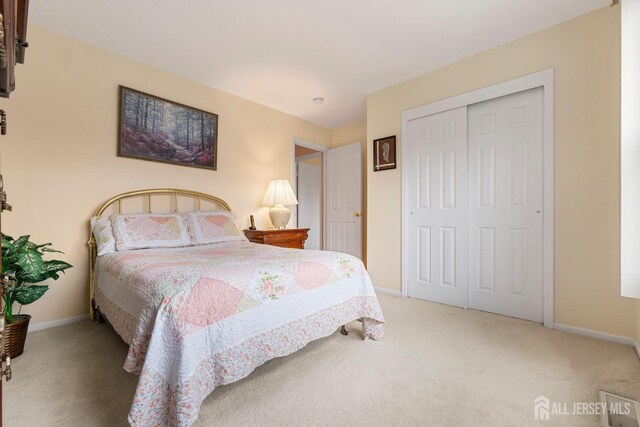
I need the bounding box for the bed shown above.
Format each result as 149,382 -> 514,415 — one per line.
87,189 -> 385,427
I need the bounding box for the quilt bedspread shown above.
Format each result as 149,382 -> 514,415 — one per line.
94,241 -> 384,426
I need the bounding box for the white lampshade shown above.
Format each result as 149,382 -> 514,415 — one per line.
262,179 -> 298,206
263,179 -> 298,229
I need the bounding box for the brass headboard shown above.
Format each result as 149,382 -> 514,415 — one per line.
88,188 -> 232,321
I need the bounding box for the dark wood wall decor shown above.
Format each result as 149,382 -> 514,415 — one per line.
0,0 -> 29,98
373,135 -> 396,171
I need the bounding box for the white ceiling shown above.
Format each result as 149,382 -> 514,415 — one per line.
32,0 -> 610,129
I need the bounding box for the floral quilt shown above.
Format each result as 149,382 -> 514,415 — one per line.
94,241 -> 384,426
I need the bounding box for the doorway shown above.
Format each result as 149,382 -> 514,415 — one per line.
294,143 -> 323,250
402,70 -> 554,326
292,139 -> 364,258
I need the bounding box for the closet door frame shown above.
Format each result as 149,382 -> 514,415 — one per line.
401,69 -> 555,328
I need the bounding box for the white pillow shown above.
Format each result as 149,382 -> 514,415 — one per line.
91,216 -> 117,256
182,211 -> 246,245
111,213 -> 192,251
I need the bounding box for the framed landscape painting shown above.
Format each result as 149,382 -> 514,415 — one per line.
118,86 -> 218,170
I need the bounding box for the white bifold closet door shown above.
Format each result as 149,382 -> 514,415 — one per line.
467,87 -> 543,322
407,87 -> 544,323
406,106 -> 468,307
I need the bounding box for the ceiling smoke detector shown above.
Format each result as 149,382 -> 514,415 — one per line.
312,97 -> 324,105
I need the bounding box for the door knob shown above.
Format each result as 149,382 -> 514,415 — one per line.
353,212 -> 362,217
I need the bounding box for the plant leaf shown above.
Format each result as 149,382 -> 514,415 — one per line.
1,237 -> 14,250
42,260 -> 73,273
40,247 -> 64,254
16,251 -> 43,280
13,285 -> 49,305
25,271 -> 56,283
13,235 -> 30,250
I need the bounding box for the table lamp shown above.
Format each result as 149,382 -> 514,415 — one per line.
263,179 -> 298,229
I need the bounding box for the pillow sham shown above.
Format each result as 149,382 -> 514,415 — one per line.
90,216 -> 117,256
111,213 -> 191,251
183,211 -> 246,245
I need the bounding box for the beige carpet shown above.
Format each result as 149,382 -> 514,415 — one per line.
5,294 -> 640,426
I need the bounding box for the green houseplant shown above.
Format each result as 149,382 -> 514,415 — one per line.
1,234 -> 72,357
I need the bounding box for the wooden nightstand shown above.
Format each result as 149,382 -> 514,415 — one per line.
244,228 -> 310,249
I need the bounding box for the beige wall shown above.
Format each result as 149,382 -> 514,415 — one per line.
637,302 -> 640,344
332,121 -> 366,149
367,6 -> 637,338
0,25 -> 333,326
332,121 -> 368,263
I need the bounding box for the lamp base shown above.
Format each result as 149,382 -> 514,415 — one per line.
269,204 -> 291,229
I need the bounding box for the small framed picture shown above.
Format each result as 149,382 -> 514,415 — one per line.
373,135 -> 396,171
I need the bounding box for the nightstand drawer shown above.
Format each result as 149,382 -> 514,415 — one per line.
264,233 -> 302,242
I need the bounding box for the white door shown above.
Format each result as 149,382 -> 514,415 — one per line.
326,141 -> 362,258
467,87 -> 544,322
406,107 -> 468,307
297,161 -> 322,250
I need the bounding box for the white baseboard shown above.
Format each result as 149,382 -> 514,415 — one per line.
28,314 -> 87,332
553,323 -> 637,347
375,287 -> 402,297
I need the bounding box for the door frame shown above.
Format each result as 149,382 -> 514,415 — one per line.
292,137 -> 327,248
401,69 -> 555,328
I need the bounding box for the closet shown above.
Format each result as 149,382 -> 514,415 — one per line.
405,87 -> 544,322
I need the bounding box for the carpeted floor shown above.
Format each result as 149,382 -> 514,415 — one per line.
5,293 -> 640,426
